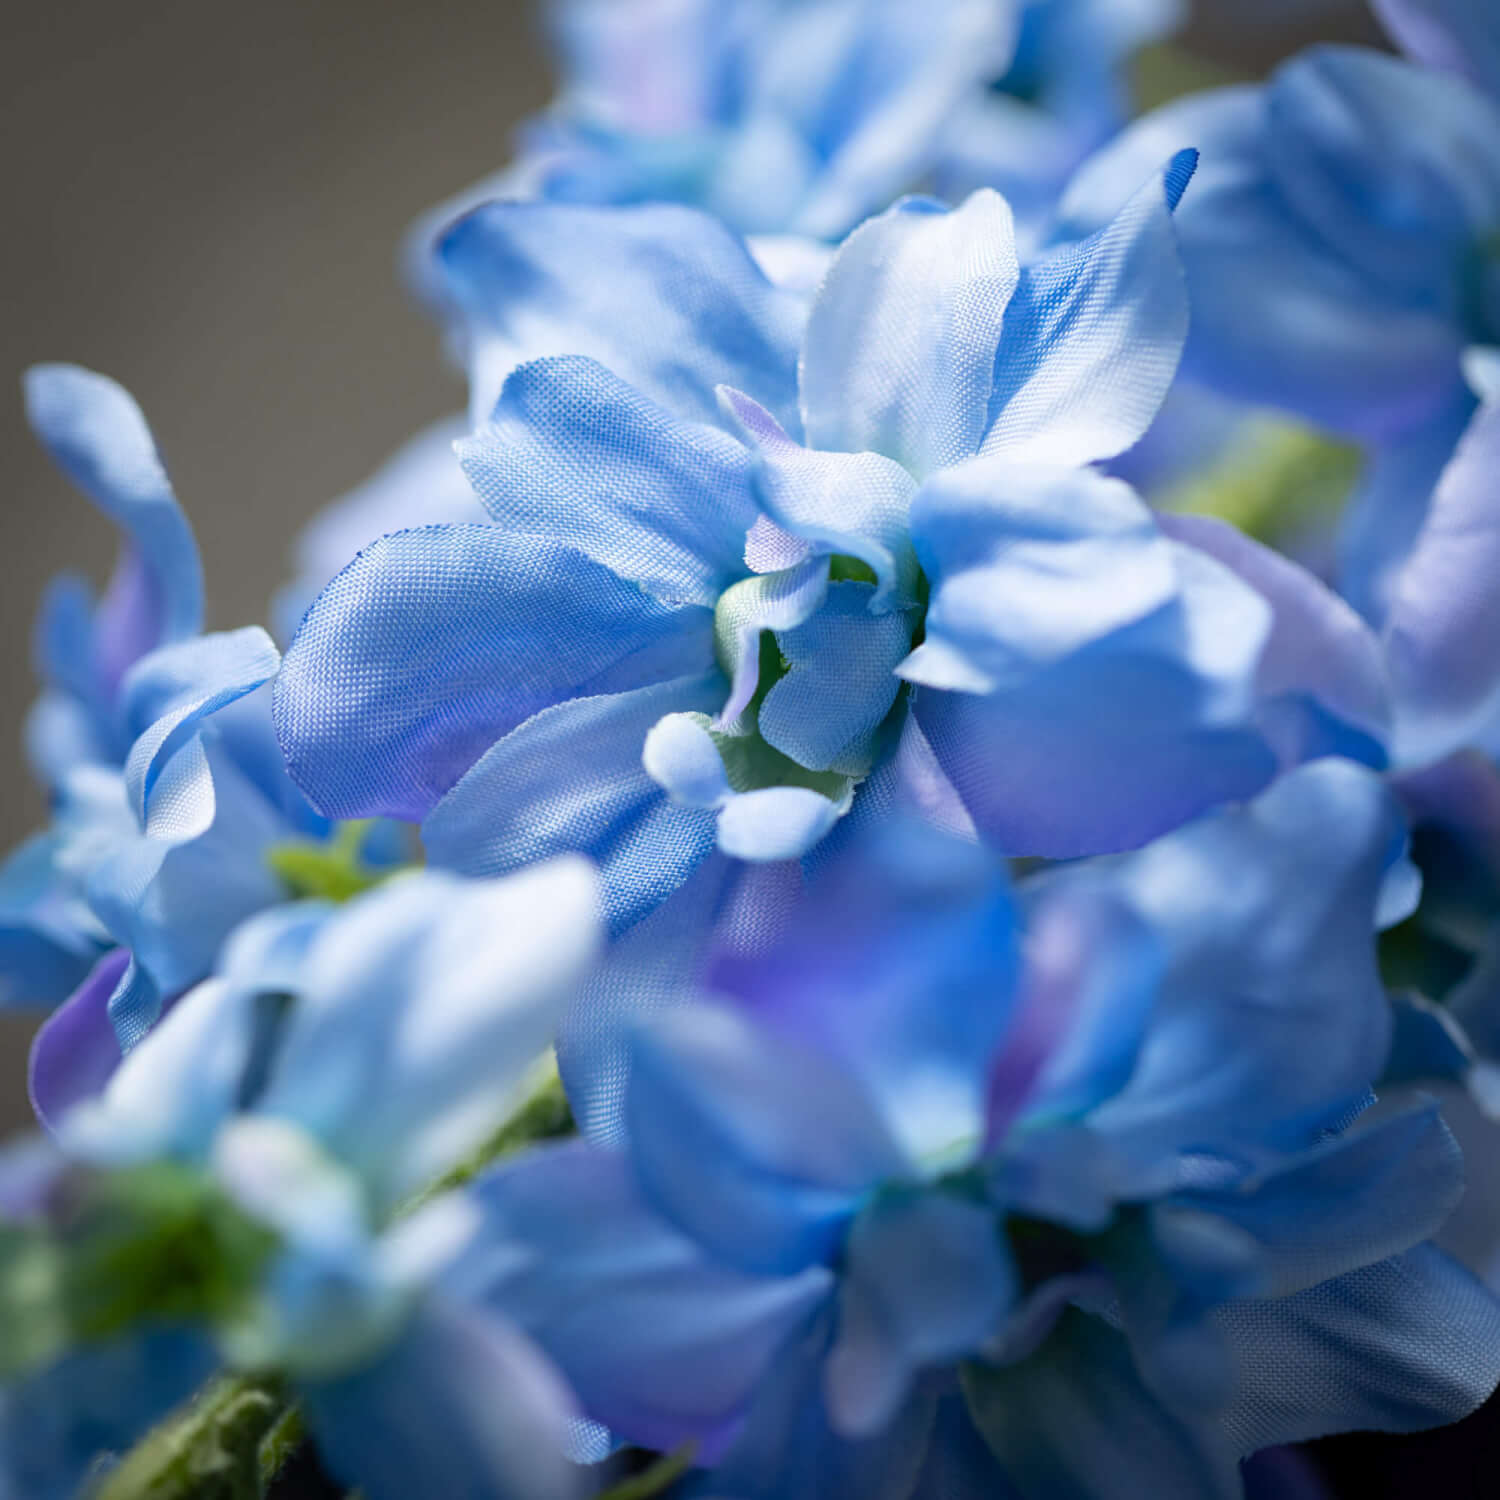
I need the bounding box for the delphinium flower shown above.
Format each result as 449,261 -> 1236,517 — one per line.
0,859 -> 599,1500
447,760 -> 1500,1499
1056,0 -> 1500,617
2,367 -> 405,1073
276,161 -> 1405,1130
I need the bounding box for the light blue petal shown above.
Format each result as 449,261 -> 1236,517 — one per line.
22,364 -> 203,644
275,525 -> 714,821
904,462 -> 1178,695
1385,397 -> 1500,763
1215,1246 -> 1500,1453
0,1331 -> 218,1500
1091,760 -> 1404,1162
759,583 -> 914,773
1374,0 -> 1500,98
721,389 -> 920,611
455,1142 -> 834,1456
625,1002 -> 904,1276
301,1296 -> 582,1500
962,1310 -> 1240,1500
437,200 -> 804,431
1158,512 -> 1391,768
913,543 -> 1276,858
1167,1101 -> 1464,1301
255,862 -> 599,1209
120,627 -> 281,835
981,151 -> 1197,467
462,357 -> 760,607
799,189 -> 1020,478
275,415 -> 486,642
1266,47 -> 1500,312
828,1190 -> 1016,1436
643,712 -> 732,810
716,785 -> 850,863
0,833 -> 107,1010
423,676 -> 723,937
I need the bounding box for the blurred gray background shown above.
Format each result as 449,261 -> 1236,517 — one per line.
0,0 -> 1381,1126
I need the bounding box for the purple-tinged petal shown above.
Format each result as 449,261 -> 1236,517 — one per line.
27,948 -> 128,1136
1374,0 -> 1500,98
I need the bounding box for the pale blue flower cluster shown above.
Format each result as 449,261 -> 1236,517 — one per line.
6,1 -> 1500,1498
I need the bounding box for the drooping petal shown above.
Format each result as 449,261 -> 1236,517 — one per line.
1090,759 -> 1404,1163
255,863 -> 600,1211
1373,0 -> 1500,99
1215,1246 -> 1500,1454
625,1002 -> 905,1276
980,151 -> 1197,467
436,200 -> 805,431
423,675 -> 724,936
715,785 -> 852,863
275,525 -> 714,822
301,1296 -> 583,1500
1158,512 -> 1390,768
962,1310 -> 1241,1500
455,1142 -> 834,1456
23,364 -> 203,645
904,462 -> 1178,695
799,189 -> 1021,477
462,357 -> 760,607
1384,397 -> 1500,764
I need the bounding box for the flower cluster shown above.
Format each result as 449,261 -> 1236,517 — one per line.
5,2 -> 1500,1498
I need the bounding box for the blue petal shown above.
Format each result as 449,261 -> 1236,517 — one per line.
462,357 -> 760,608
625,1002 -> 905,1276
1265,47 -> 1500,313
255,862 -> 599,1210
715,785 -> 850,863
455,1142 -> 834,1456
437,200 -> 804,431
904,462 -> 1178,695
760,583 -> 914,773
711,820 -> 1020,1165
1157,512 -> 1391,768
275,415 -> 486,643
0,832 -> 108,1010
1090,759 -> 1404,1163
799,190 -> 1020,478
1166,1101 -> 1464,1301
828,1190 -> 1016,1435
1385,396 -> 1500,763
909,1395 -> 1020,1500
23,365 -> 203,645
981,151 -> 1197,467
301,1296 -> 582,1500
962,1310 -> 1240,1500
1059,89 -> 1467,438
1215,1246 -> 1500,1453
422,675 -> 723,936
27,948 -> 128,1135
1373,0 -> 1500,99
275,525 -> 714,821
0,1331 -> 218,1500
912,543 -> 1276,858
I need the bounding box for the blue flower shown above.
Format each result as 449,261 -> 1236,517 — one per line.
1057,3 -> 1500,617
3,860 -> 601,1500
454,762 -> 1500,1499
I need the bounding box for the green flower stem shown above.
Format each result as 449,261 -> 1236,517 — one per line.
595,1444 -> 698,1500
93,1063 -> 575,1500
